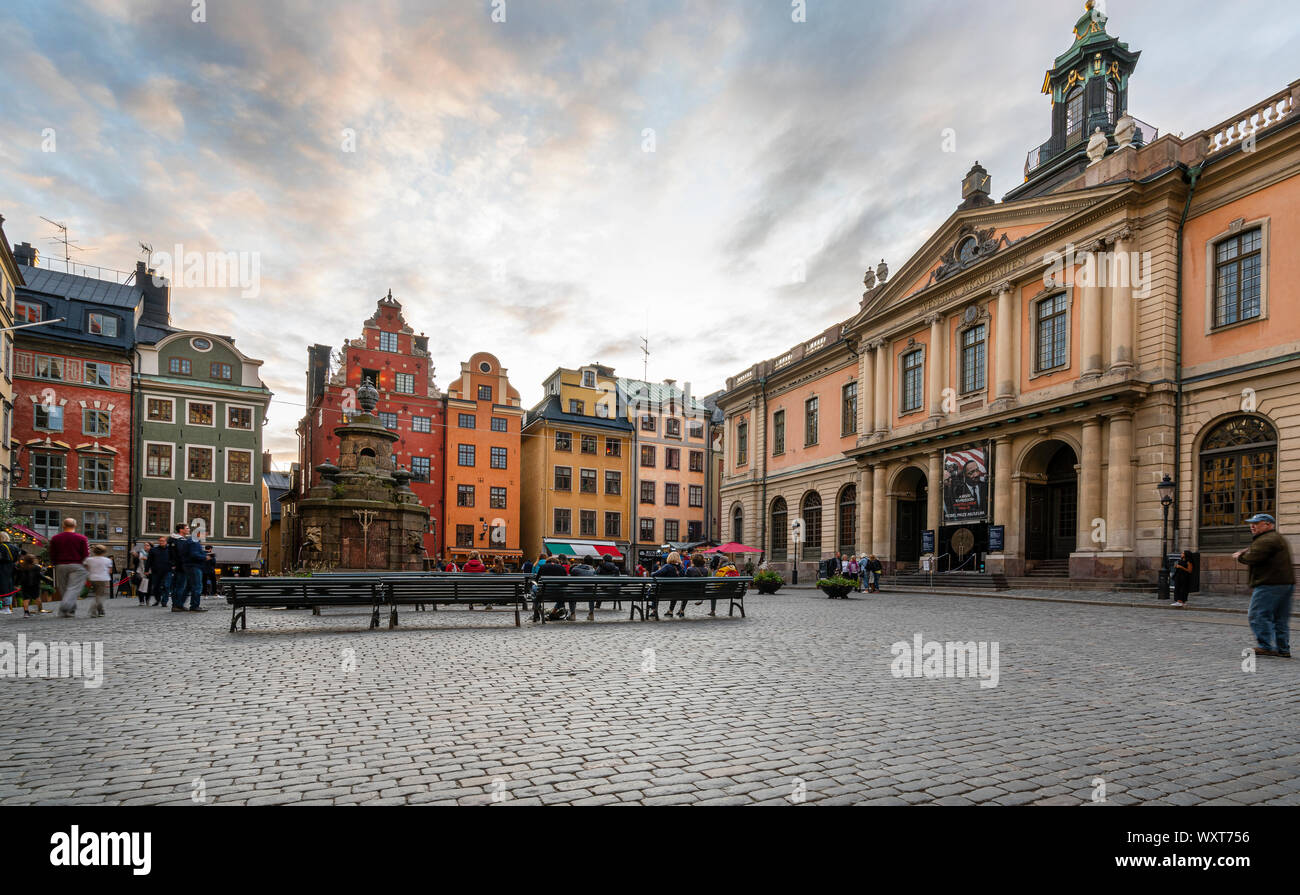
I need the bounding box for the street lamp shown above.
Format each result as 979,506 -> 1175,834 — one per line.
38,488 -> 49,502
1157,474 -> 1175,600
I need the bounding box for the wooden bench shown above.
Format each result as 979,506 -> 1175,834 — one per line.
384,574 -> 530,628
648,576 -> 751,619
225,576 -> 387,632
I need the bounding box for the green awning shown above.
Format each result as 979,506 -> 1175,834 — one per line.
546,542 -> 577,556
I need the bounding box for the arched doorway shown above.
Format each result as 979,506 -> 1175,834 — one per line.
730,503 -> 744,544
1024,441 -> 1078,562
800,491 -> 822,562
893,467 -> 927,565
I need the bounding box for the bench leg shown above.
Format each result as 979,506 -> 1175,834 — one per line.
229,605 -> 238,633
389,604 -> 399,629
312,605 -> 321,616
514,604 -> 521,627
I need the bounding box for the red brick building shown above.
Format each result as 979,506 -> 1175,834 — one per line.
291,291 -> 445,563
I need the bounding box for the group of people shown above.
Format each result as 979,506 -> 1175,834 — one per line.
823,552 -> 884,593
0,519 -> 125,618
133,523 -> 217,612
530,549 -> 740,621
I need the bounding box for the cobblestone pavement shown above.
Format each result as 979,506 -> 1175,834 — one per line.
1,589 -> 1295,806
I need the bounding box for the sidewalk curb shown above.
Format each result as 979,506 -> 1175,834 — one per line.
780,585 -> 1295,617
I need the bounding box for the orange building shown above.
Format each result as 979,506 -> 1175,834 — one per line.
443,352 -> 524,567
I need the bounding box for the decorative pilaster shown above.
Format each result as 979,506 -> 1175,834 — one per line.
1104,410 -> 1135,552
871,464 -> 888,558
1108,226 -> 1137,373
1077,419 -> 1104,553
873,339 -> 890,436
860,341 -> 876,438
1080,238 -> 1107,379
992,282 -> 1017,403
927,313 -> 946,422
927,451 -> 942,547
858,465 -> 873,555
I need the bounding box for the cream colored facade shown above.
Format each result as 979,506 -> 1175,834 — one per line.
718,14 -> 1299,593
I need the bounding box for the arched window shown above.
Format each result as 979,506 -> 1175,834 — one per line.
731,504 -> 744,545
1065,88 -> 1084,140
771,497 -> 788,561
837,484 -> 857,556
1199,416 -> 1277,549
801,492 -> 822,561
1105,80 -> 1119,124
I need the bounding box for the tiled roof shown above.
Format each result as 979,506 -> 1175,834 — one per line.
18,265 -> 143,309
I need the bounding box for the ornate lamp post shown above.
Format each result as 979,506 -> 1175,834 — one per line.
1157,474 -> 1175,600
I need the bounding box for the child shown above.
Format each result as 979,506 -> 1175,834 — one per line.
16,554 -> 52,617
84,544 -> 115,618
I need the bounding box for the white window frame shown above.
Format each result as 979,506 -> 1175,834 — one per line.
394,372 -> 415,394
224,502 -> 255,540
87,312 -> 119,338
1205,217 -> 1270,336
226,402 -> 256,430
145,395 -> 176,423
143,440 -> 176,480
186,399 -> 216,428
1028,288 -> 1073,379
183,500 -> 214,538
141,498 -> 175,535
899,345 -> 926,416
185,445 -> 216,482
225,448 -> 254,485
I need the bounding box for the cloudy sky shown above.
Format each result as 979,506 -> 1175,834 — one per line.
2,0 -> 1296,464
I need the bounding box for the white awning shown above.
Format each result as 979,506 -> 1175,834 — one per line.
212,546 -> 261,564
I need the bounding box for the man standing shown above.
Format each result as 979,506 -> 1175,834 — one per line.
1234,513 -> 1293,658
146,535 -> 173,606
51,518 -> 90,618
172,523 -> 209,612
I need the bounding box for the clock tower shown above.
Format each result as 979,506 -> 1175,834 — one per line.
1006,0 -> 1142,200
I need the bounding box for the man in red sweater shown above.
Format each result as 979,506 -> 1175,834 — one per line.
51,517 -> 90,618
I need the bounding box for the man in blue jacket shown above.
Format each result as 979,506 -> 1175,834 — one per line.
171,523 -> 209,612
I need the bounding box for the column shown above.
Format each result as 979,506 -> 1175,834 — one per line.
992,282 -> 1016,402
871,464 -> 888,559
873,339 -> 890,436
1080,238 -> 1106,378
1104,411 -> 1134,551
858,465 -> 873,555
926,451 -> 941,550
992,437 -> 1012,547
860,342 -> 875,437
1109,226 -> 1136,372
927,313 -> 946,421
1077,419 -> 1103,553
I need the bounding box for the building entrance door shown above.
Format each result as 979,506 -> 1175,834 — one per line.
894,476 -> 928,564
1024,443 -> 1077,562
341,518 -> 390,569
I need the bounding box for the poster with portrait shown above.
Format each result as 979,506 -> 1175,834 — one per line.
942,445 -> 989,523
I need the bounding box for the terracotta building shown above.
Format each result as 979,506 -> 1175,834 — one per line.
442,351 -> 524,567
289,291 -> 444,566
718,3 -> 1300,592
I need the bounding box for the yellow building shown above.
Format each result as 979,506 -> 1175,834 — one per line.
521,364 -> 635,568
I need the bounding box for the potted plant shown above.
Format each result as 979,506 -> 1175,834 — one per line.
817,576 -> 856,599
753,570 -> 784,594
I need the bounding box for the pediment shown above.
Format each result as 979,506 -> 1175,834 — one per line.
850,183 -> 1128,328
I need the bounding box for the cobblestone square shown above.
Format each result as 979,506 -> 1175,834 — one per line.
1,589 -> 1295,806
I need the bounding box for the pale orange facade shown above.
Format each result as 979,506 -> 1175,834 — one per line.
719,5 -> 1299,592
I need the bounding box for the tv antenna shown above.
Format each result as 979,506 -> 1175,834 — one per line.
39,217 -> 95,270
640,335 -> 649,382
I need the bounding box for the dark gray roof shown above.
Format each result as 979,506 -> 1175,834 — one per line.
525,394 -> 634,432
18,265 -> 144,309
136,324 -> 177,344
263,471 -> 292,490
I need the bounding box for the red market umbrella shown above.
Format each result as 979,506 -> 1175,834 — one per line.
710,542 -> 761,554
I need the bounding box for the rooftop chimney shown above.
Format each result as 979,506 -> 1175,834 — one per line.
13,242 -> 38,267
137,260 -> 172,327
262,450 -> 275,474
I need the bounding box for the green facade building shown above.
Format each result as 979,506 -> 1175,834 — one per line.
134,331 -> 272,567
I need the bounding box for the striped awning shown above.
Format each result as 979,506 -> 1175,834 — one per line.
543,539 -> 625,560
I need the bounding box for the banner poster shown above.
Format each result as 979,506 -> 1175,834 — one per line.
942,445 -> 989,523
